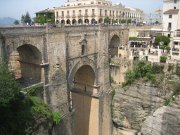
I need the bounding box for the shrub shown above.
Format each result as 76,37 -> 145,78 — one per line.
168,64 -> 174,72
152,64 -> 164,74
155,35 -> 170,46
160,56 -> 167,63
0,60 -> 21,107
52,112 -> 61,125
176,66 -> 180,77
125,70 -> 136,85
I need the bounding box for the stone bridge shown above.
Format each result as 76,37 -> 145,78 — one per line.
0,24 -> 129,135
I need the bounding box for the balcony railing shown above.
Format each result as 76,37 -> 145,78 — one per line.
168,27 -> 171,31
84,13 -> 89,17
78,14 -> 83,18
91,13 -> 96,17
66,15 -> 70,18
72,14 -> 76,18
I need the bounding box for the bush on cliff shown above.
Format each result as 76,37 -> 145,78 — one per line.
124,61 -> 164,86
0,60 -> 61,135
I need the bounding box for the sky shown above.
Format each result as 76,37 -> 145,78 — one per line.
0,0 -> 163,20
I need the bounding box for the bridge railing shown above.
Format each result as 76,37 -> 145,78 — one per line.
73,81 -> 100,96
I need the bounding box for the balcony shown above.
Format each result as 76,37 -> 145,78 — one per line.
84,13 -> 89,17
91,13 -> 96,17
66,15 -> 70,18
78,14 -> 83,18
168,27 -> 171,31
72,14 -> 76,18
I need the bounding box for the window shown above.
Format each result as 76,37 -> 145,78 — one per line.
169,15 -> 172,18
62,11 -> 64,17
56,11 -> 58,17
174,0 -> 177,4
100,9 -> 102,16
174,6 -> 176,9
168,22 -> 172,30
105,10 -> 107,16
91,1 -> 94,4
174,42 -> 178,45
92,9 -> 95,15
81,45 -> 85,55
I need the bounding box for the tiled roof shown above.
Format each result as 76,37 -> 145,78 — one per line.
163,9 -> 179,14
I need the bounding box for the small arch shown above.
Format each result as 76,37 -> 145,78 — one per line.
61,20 -> 65,24
84,19 -> 89,24
72,19 -> 77,25
98,18 -> 103,23
56,20 -> 59,24
78,19 -> 83,24
109,35 -> 120,58
91,19 -> 96,24
66,19 -> 71,25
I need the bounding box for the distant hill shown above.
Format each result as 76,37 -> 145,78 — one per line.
0,17 -> 17,26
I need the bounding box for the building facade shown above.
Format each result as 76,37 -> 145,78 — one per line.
163,0 -> 180,62
54,0 -> 143,25
163,0 -> 180,36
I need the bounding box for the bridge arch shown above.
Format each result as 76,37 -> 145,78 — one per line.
68,58 -> 99,135
9,44 -> 42,85
109,34 -> 120,58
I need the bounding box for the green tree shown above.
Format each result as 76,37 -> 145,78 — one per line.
0,60 -> 21,106
155,35 -> 170,46
21,15 -> 25,24
127,19 -> 131,24
125,70 -> 136,85
21,12 -> 32,24
13,20 -> 19,25
121,19 -> 126,24
104,16 -> 111,24
160,56 -> 167,63
0,60 -> 60,134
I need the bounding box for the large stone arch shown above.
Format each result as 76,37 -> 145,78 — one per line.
9,44 -> 42,86
69,59 -> 99,135
68,57 -> 96,90
109,34 -> 121,58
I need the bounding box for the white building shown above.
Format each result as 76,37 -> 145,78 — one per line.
163,0 -> 180,62
163,0 -> 180,37
54,0 -> 143,25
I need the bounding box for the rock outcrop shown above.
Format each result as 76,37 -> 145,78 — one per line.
112,82 -> 180,135
141,97 -> 180,135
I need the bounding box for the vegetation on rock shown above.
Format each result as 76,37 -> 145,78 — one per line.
0,60 -> 61,135
124,61 -> 164,86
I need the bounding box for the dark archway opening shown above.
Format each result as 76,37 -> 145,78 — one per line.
66,19 -> 71,25
72,19 -> 77,25
17,44 -> 42,87
109,35 -> 120,58
72,65 -> 99,135
78,19 -> 83,24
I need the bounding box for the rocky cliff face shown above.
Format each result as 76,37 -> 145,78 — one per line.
112,82 -> 180,135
